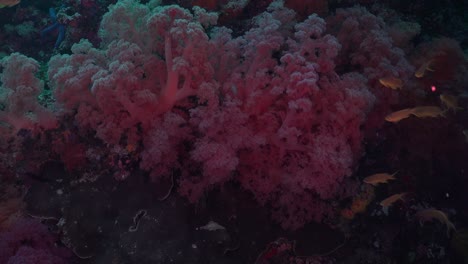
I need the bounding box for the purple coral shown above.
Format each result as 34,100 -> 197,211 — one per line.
0,218 -> 71,264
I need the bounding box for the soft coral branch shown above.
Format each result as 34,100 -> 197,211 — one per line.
157,36 -> 196,115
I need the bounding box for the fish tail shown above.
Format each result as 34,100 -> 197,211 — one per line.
441,109 -> 448,118
446,222 -> 456,237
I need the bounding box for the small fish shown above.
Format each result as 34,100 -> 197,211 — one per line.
364,171 -> 398,186
380,192 -> 407,208
126,143 -> 136,153
385,108 -> 414,123
415,59 -> 435,78
379,77 -> 403,90
440,94 -> 463,112
416,209 -> 456,237
198,221 -> 226,231
0,0 -> 20,8
411,106 -> 446,118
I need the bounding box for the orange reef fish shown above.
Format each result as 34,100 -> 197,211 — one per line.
411,106 -> 445,118
364,171 -> 398,186
416,209 -> 456,237
379,77 -> 403,90
0,0 -> 20,8
385,108 -> 414,123
440,94 -> 463,112
380,192 -> 407,208
341,185 -> 375,220
415,59 -> 435,78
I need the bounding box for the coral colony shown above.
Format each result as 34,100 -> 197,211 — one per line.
0,0 -> 467,263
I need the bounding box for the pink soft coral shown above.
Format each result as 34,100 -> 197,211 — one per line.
44,0 -> 414,229
184,4 -> 376,229
48,2 -> 216,146
0,53 -> 56,135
